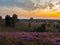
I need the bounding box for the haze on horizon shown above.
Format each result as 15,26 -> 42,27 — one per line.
0,0 -> 60,19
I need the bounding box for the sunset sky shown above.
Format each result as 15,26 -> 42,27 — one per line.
0,0 -> 60,19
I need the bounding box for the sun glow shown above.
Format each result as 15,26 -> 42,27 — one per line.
0,0 -> 60,19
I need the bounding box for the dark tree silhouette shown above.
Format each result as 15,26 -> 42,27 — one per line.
29,17 -> 33,22
11,14 -> 18,27
12,14 -> 18,22
0,16 -> 2,19
5,15 -> 11,26
10,17 -> 15,27
0,16 -> 2,25
28,17 -> 33,28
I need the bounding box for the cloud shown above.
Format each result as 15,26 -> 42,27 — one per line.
0,0 -> 59,11
0,0 -> 37,10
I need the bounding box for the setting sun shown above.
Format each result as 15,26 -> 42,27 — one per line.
0,0 -> 60,19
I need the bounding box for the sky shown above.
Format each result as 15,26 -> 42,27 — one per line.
0,0 -> 60,19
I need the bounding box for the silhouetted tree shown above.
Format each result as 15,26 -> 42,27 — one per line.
11,14 -> 18,27
28,17 -> 33,28
0,16 -> 2,19
12,14 -> 18,22
0,16 -> 2,25
29,17 -> 33,22
5,15 -> 11,26
0,16 -> 2,22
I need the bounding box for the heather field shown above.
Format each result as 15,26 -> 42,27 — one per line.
0,32 -> 60,45
0,0 -> 60,45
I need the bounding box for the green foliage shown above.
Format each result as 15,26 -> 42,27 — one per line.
10,18 -> 15,27
10,14 -> 18,27
33,26 -> 37,32
36,24 -> 46,32
5,15 -> 11,26
40,24 -> 46,32
5,14 -> 18,27
12,14 -> 18,22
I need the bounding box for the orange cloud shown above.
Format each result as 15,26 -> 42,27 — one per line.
14,8 -> 60,19
0,7 -> 60,19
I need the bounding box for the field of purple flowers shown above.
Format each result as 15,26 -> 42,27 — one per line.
0,32 -> 60,45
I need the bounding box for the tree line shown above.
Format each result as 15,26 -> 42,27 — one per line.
0,14 -> 18,27
5,14 -> 18,27
0,14 -> 46,32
